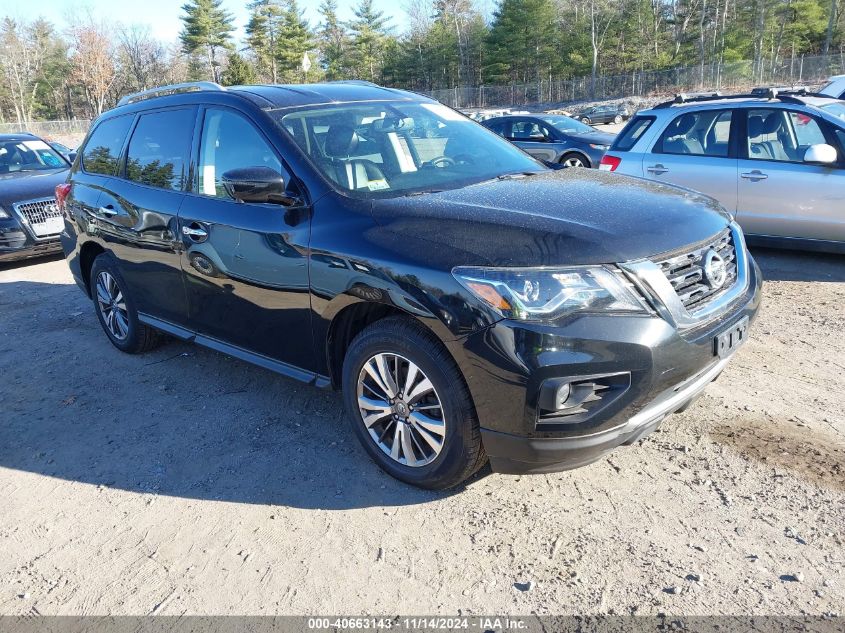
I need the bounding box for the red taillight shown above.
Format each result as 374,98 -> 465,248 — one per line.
599,155 -> 621,172
55,183 -> 71,210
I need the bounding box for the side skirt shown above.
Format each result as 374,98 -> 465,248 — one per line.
138,312 -> 332,388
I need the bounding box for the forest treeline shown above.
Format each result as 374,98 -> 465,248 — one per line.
1,0 -> 843,123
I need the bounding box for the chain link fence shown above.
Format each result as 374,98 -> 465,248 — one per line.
0,119 -> 92,138
423,53 -> 845,109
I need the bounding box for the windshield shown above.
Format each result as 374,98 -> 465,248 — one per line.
0,138 -> 67,173
821,102 -> 845,122
539,115 -> 596,134
273,101 -> 544,197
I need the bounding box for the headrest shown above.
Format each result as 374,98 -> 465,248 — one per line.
672,113 -> 697,136
748,116 -> 765,138
325,125 -> 359,158
762,113 -> 782,135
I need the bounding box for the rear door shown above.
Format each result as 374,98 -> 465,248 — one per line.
178,106 -> 316,373
639,109 -> 739,212
94,106 -> 196,326
736,108 -> 845,241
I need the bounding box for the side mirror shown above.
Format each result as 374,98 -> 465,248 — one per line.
67,151 -> 77,164
221,166 -> 295,205
804,144 -> 838,165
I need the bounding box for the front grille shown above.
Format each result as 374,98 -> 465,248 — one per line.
16,198 -> 61,226
654,228 -> 738,313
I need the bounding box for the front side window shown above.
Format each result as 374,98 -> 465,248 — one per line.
81,115 -> 133,176
0,138 -> 67,174
125,108 -> 194,191
658,110 -> 732,157
510,120 -> 552,141
198,108 -> 284,199
275,101 -> 543,197
746,108 -> 825,162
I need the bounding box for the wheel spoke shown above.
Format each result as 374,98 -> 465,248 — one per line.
406,377 -> 433,403
96,283 -> 110,306
374,354 -> 399,397
399,423 -> 417,466
403,361 -> 420,399
364,358 -> 395,399
114,310 -> 129,337
390,423 -> 402,461
412,422 -> 444,453
410,411 -> 445,436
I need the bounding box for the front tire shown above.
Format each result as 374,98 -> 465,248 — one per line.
581,117 -> 591,125
613,114 -> 623,124
90,253 -> 160,354
342,316 -> 486,489
560,153 -> 589,168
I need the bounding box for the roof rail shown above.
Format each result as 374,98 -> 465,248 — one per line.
327,80 -> 381,87
118,82 -> 226,106
651,87 -> 833,109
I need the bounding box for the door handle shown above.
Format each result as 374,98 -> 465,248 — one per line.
647,164 -> 669,174
98,205 -> 118,217
741,170 -> 768,181
182,223 -> 209,242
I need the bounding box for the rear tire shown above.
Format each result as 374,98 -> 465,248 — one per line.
613,114 -> 623,124
90,253 -> 160,354
342,316 -> 487,489
581,117 -> 591,125
560,153 -> 589,168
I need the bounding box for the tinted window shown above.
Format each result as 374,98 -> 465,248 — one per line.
125,109 -> 194,190
510,120 -> 552,141
82,115 -> 133,176
610,116 -> 654,151
658,110 -> 732,157
198,108 -> 284,199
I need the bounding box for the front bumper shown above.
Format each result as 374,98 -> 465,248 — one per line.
460,254 -> 762,475
0,223 -> 62,263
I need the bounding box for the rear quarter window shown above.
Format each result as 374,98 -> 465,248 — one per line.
81,115 -> 134,176
610,116 -> 655,152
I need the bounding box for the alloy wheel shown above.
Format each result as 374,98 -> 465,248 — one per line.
95,271 -> 129,340
356,352 -> 446,467
562,156 -> 585,168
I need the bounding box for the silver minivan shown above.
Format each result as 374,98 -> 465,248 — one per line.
602,91 -> 845,253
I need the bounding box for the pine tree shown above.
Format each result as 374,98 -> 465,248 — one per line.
221,51 -> 257,85
246,0 -> 284,82
276,0 -> 312,81
179,0 -> 234,83
349,0 -> 392,81
317,0 -> 349,80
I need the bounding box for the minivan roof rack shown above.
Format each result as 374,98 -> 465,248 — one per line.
118,81 -> 226,106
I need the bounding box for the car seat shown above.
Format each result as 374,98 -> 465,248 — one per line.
322,125 -> 388,191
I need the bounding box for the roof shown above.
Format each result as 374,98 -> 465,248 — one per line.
0,133 -> 38,141
644,89 -> 843,113
115,80 -> 426,112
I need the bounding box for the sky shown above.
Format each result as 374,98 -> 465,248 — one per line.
3,0 -> 409,42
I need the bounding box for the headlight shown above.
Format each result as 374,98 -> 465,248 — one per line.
452,266 -> 648,321
0,205 -> 8,219
590,143 -> 609,150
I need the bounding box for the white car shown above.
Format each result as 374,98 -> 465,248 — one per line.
820,75 -> 845,100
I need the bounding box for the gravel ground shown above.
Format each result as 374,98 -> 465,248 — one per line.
0,249 -> 843,616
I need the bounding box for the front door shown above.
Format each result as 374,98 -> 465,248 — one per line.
736,108 -> 845,241
178,106 -> 316,374
640,109 -> 739,213
507,119 -> 558,162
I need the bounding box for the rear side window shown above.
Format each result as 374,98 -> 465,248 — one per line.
610,116 -> 654,152
125,108 -> 195,191
81,115 -> 133,176
657,110 -> 732,157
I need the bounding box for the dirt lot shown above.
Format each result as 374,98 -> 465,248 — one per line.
0,249 -> 843,616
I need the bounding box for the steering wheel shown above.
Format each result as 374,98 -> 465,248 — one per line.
427,155 -> 456,168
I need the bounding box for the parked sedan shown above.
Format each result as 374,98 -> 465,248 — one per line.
573,104 -> 630,125
483,114 -> 615,167
0,133 -> 70,262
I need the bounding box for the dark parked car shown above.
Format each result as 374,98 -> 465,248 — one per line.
0,133 -> 70,262
483,114 -> 615,167
60,81 -> 762,489
574,104 -> 630,126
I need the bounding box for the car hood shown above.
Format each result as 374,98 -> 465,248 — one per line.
563,130 -> 616,145
0,168 -> 68,209
370,169 -> 732,268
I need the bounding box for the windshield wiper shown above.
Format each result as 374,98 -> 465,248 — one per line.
403,189 -> 445,196
496,171 -> 541,181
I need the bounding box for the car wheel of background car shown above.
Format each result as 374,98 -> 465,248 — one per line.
613,114 -> 623,124
90,253 -> 161,354
560,153 -> 589,168
581,117 -> 591,124
341,315 -> 487,489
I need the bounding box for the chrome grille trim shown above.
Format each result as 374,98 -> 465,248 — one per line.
655,228 -> 739,313
12,197 -> 62,239
619,223 -> 750,330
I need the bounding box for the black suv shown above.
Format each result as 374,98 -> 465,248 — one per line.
59,81 -> 762,489
574,104 -> 630,126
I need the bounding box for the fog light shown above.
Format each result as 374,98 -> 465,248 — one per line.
536,373 -> 631,427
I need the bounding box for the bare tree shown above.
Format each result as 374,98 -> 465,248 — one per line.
0,18 -> 50,125
118,25 -> 168,92
68,20 -> 117,116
